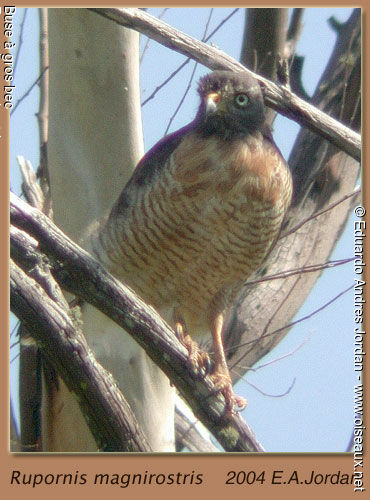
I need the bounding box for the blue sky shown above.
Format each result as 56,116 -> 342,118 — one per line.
10,7 -> 358,452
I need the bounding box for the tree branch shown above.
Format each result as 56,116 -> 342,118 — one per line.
10,67 -> 48,117
13,8 -> 28,78
10,192 -> 264,453
90,7 -> 360,161
10,227 -> 151,453
36,7 -> 52,217
17,156 -> 44,212
286,8 -> 305,49
142,8 -> 239,107
175,409 -> 219,452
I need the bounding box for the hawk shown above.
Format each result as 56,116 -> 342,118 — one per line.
92,70 -> 292,414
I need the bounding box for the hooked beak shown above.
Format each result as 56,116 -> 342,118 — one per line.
205,92 -> 222,114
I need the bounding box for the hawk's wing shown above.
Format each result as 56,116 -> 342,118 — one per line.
108,122 -> 195,220
133,123 -> 196,186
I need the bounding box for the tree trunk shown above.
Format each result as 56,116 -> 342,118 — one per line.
43,8 -> 175,452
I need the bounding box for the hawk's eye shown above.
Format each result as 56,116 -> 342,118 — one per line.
234,93 -> 249,108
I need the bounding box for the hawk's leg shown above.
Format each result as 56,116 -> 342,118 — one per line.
211,313 -> 247,415
173,313 -> 211,379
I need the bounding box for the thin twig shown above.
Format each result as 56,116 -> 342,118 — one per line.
37,8 -> 52,216
10,352 -> 21,364
10,66 -> 49,117
13,8 -> 28,78
230,285 -> 353,360
244,377 -> 296,398
10,340 -> 20,350
140,8 -> 169,63
204,8 -> 240,41
164,62 -> 198,136
252,332 -> 311,371
244,257 -> 354,288
280,186 -> 361,240
231,362 -> 296,397
230,331 -> 312,367
228,332 -> 311,402
10,320 -> 19,338
142,8 -> 239,106
164,8 -> 214,135
350,91 -> 361,128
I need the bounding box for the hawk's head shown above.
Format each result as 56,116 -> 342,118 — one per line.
196,71 -> 265,139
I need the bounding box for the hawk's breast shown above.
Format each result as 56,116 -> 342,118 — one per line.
97,130 -> 292,335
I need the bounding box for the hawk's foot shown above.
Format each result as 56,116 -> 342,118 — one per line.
211,365 -> 247,417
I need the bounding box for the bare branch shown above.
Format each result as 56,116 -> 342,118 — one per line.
175,410 -> 219,452
142,59 -> 191,106
13,8 -> 28,78
10,192 -> 264,453
265,284 -> 353,337
17,156 -> 44,211
37,8 -> 49,150
140,7 -> 169,63
10,339 -> 20,350
205,8 -> 240,41
240,8 -> 290,124
283,9 -> 307,97
36,8 -> 52,217
232,331 -> 312,368
286,8 -> 305,49
243,377 -> 296,399
10,66 -> 48,117
243,257 -> 354,288
230,284 -> 353,362
164,60 -> 197,135
90,7 -> 360,161
10,239 -> 151,452
164,9 -> 214,135
280,186 -> 361,240
10,352 -> 20,365
142,8 -> 239,107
